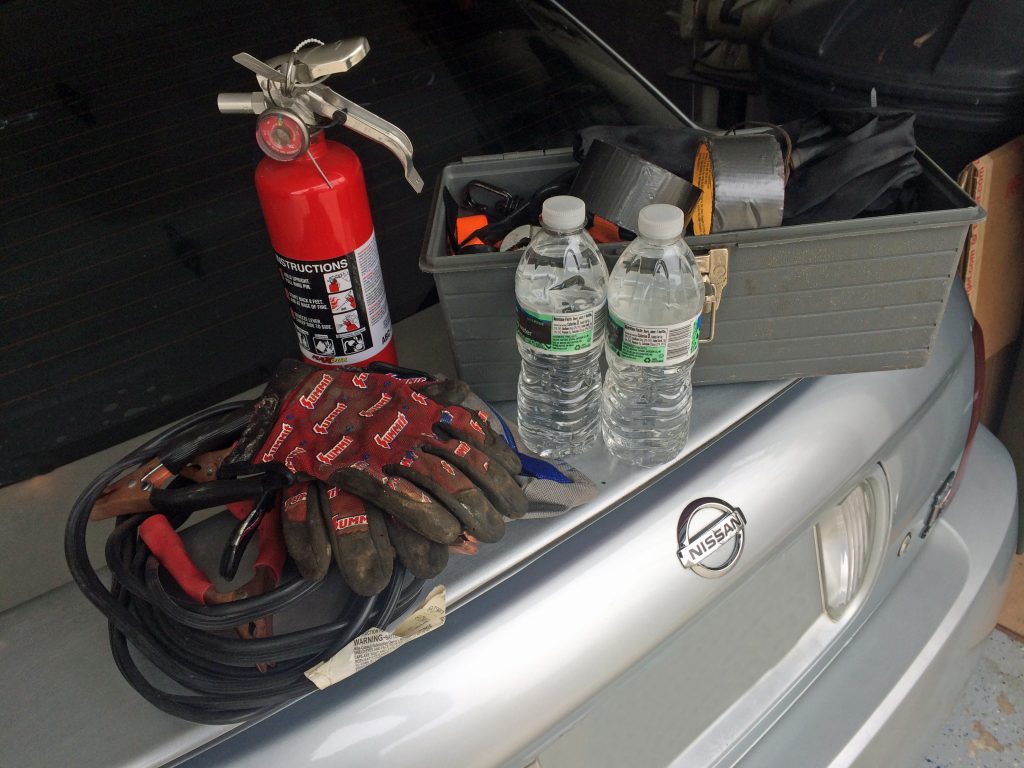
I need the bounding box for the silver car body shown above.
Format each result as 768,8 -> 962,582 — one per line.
0,1 -> 1017,763
0,282 -> 1016,768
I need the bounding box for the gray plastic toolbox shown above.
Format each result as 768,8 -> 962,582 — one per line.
419,148 -> 984,402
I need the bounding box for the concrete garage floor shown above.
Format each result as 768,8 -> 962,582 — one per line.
551,3 -> 1024,764
921,629 -> 1024,767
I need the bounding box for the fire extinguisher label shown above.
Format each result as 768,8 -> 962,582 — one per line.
275,232 -> 393,366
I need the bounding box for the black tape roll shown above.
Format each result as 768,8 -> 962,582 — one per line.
570,140 -> 702,233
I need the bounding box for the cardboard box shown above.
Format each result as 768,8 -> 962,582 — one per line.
962,138 -> 1024,637
997,554 -> 1024,638
958,136 -> 1024,429
997,332 -> 1024,629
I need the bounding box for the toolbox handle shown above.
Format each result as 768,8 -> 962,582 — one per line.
693,247 -> 729,344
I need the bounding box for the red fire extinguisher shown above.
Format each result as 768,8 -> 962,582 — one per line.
218,38 -> 424,368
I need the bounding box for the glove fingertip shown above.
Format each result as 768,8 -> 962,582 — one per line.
504,490 -> 529,520
453,489 -> 505,543
485,433 -> 523,476
282,524 -> 331,582
342,555 -> 393,597
386,517 -> 449,579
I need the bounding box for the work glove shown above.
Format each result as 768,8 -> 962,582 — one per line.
220,360 -> 527,595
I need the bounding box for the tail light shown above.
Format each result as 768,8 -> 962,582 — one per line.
920,320 -> 985,538
815,468 -> 890,620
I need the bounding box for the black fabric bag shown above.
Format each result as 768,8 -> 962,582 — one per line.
782,109 -> 921,225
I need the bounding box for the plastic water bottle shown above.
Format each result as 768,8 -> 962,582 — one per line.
515,196 -> 609,457
601,204 -> 704,466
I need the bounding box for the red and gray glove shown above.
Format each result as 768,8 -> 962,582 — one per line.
221,360 -> 527,595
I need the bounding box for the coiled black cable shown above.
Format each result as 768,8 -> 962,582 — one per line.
65,401 -> 424,724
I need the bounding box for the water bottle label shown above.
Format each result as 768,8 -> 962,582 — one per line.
516,300 -> 605,354
607,309 -> 701,366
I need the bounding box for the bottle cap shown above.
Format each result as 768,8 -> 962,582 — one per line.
637,204 -> 685,240
541,196 -> 586,231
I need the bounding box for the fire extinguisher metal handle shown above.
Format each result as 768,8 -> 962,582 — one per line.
265,38 -> 370,81
307,85 -> 424,193
302,38 -> 369,78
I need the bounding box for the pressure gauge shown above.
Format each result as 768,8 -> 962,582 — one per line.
256,109 -> 309,161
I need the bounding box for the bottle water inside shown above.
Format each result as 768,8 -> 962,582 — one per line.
515,196 -> 608,457
601,203 -> 705,466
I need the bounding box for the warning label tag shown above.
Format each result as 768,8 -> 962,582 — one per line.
276,232 -> 392,365
304,586 -> 447,689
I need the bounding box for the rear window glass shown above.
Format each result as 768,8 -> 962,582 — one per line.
0,0 -> 681,485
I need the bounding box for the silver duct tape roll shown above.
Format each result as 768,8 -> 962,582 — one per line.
691,135 -> 785,235
570,140 -> 702,233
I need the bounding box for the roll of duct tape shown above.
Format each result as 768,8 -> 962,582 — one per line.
499,224 -> 537,251
570,140 -> 702,233
691,134 -> 785,235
